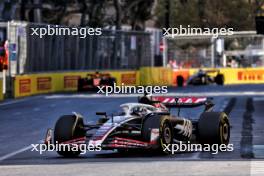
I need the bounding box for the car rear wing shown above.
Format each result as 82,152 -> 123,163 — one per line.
152,96 -> 214,109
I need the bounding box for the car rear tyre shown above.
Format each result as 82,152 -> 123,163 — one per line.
215,74 -> 224,85
198,112 -> 230,145
54,115 -> 86,157
177,76 -> 184,87
109,78 -> 116,87
142,115 -> 173,154
77,79 -> 84,91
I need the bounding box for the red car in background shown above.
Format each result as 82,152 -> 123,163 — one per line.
77,72 -> 116,91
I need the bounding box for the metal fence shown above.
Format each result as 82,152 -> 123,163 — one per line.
8,21 -> 152,74
165,32 -> 264,69
167,38 -> 213,68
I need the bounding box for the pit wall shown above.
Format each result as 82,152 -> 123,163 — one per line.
0,79 -> 3,101
12,67 -> 264,98
14,71 -> 139,98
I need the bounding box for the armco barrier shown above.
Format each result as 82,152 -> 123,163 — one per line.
0,79 -> 3,101
14,71 -> 139,98
140,67 -> 173,86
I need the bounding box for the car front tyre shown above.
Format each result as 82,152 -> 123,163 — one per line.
54,115 -> 86,157
198,112 -> 230,145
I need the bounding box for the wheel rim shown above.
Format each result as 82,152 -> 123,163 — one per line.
220,119 -> 229,144
163,126 -> 172,144
222,123 -> 229,140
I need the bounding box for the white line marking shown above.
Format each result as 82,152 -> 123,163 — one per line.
0,145 -> 33,162
0,96 -> 42,107
0,99 -> 29,106
0,140 -> 43,162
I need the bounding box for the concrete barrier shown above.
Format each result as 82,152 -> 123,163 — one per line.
13,67 -> 264,98
140,67 -> 173,86
174,67 -> 264,85
14,71 -> 139,98
219,67 -> 264,84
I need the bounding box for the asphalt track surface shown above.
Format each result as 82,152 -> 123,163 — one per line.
0,84 -> 264,176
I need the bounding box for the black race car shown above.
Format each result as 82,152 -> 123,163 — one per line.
45,95 -> 230,157
77,72 -> 116,91
188,69 -> 225,85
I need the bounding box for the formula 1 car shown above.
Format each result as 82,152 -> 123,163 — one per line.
45,94 -> 230,157
77,72 -> 116,91
187,69 -> 224,85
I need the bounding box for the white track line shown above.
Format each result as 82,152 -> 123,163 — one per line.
0,145 -> 33,162
0,96 -> 41,106
0,140 -> 43,162
0,99 -> 30,106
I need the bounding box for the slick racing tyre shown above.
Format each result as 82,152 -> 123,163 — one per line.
109,78 -> 116,87
215,74 -> 225,85
176,76 -> 184,87
77,79 -> 84,91
142,115 -> 173,154
54,115 -> 86,157
198,112 -> 230,145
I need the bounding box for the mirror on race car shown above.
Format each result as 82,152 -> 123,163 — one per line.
96,112 -> 107,116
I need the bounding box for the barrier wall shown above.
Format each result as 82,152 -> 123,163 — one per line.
219,68 -> 264,84
13,67 -> 264,98
187,67 -> 264,85
172,69 -> 190,86
0,79 -> 3,101
14,71 -> 139,98
140,67 -> 173,86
